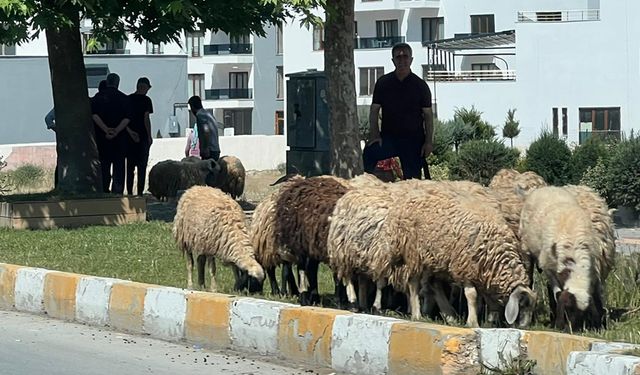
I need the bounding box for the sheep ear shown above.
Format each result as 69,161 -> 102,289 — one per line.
209,160 -> 221,173
505,289 -> 521,325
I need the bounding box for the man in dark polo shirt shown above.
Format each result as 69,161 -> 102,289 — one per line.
91,73 -> 130,194
126,77 -> 154,196
363,42 -> 434,180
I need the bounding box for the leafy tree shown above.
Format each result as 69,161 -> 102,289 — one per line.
502,108 -> 520,148
525,131 -> 572,186
444,118 -> 474,152
0,0 -> 286,194
454,105 -> 495,140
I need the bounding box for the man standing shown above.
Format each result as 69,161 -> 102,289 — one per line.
126,77 -> 154,196
91,73 -> 130,194
187,95 -> 220,161
364,42 -> 434,179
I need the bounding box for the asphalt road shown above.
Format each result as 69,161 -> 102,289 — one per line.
0,310 -> 334,375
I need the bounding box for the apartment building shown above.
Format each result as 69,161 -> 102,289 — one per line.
0,23 -> 284,145
283,0 -> 640,148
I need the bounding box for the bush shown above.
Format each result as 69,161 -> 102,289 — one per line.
570,137 -> 609,184
580,157 -> 612,206
449,139 -> 519,186
0,156 -> 10,196
9,164 -> 45,190
429,118 -> 455,165
604,136 -> 640,209
524,131 -> 572,186
428,163 -> 450,181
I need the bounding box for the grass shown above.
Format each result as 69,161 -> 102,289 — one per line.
1,221 -> 639,344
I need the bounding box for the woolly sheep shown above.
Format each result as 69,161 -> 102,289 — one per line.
173,185 -> 264,292
520,186 -> 602,331
148,159 -> 220,201
215,155 -> 246,199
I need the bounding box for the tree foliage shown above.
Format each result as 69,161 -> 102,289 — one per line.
502,108 -> 520,148
454,105 -> 495,140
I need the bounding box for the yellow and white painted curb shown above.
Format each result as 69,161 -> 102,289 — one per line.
1,263 -> 638,375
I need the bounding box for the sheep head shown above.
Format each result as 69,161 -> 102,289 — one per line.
198,159 -> 221,187
505,285 -> 537,328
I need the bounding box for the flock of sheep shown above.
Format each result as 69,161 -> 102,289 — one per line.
170,164 -> 617,333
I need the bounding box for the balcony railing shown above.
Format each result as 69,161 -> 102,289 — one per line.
203,43 -> 252,55
87,49 -> 130,55
424,70 -> 516,82
517,9 -> 600,23
355,36 -> 405,49
204,88 -> 253,100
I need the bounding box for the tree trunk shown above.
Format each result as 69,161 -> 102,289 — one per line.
324,0 -> 362,178
45,12 -> 101,194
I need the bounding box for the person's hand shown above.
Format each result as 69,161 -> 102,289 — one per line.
105,132 -> 115,140
421,142 -> 433,158
148,136 -> 153,146
128,129 -> 140,143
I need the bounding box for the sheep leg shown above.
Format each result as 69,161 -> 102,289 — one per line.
197,255 -> 206,290
464,285 -> 480,328
372,279 -> 387,314
430,279 -> 459,325
344,277 -> 358,312
408,278 -> 422,320
357,274 -> 370,311
266,267 -> 281,296
282,263 -> 299,296
186,252 -> 194,290
207,256 -> 217,293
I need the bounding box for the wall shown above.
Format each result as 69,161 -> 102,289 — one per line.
0,55 -> 188,145
252,23 -> 284,135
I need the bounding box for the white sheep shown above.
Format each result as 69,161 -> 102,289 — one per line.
173,185 -> 264,292
148,158 -> 220,201
520,186 -> 602,331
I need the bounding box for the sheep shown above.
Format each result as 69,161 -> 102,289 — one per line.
172,185 -> 264,292
328,179 -> 536,327
519,186 -> 602,331
215,155 -> 246,199
148,158 -> 220,201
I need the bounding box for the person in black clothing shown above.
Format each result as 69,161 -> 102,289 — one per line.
363,42 -> 434,180
125,77 -> 154,196
91,73 -> 131,194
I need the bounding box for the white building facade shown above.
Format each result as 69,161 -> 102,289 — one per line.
283,0 -> 638,148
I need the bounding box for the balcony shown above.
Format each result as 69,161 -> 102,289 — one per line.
397,0 -> 440,9
355,36 -> 405,49
425,70 -> 516,82
205,88 -> 253,100
517,9 -> 600,23
203,43 -> 252,55
87,49 -> 130,55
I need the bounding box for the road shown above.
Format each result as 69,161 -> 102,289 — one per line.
0,310 -> 334,375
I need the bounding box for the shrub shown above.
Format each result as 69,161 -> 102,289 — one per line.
570,137 -> 609,184
524,131 -> 572,186
0,156 -> 10,196
454,106 -> 496,140
9,164 -> 45,190
580,157 -> 612,206
449,139 -> 519,186
604,136 -> 640,209
428,163 -> 450,181
430,118 -> 454,165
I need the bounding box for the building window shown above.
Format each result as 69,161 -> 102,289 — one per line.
224,109 -> 252,135
276,22 -> 283,54
146,41 -> 163,54
376,20 -> 399,37
471,63 -> 499,71
276,66 -> 284,99
421,17 -> 444,43
562,107 -> 568,136
579,107 -> 621,144
188,74 -> 204,98
552,107 -> 559,136
229,72 -> 249,90
231,34 -> 250,45
275,110 -> 284,135
86,64 -> 110,88
470,14 -> 495,34
0,44 -> 16,55
354,21 -> 358,37
359,67 -> 384,96
186,31 -> 204,57
313,24 -> 324,51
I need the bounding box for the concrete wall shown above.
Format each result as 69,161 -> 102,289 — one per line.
0,55 -> 188,145
252,23 -> 284,135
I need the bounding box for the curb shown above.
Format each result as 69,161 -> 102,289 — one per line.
1,263 -> 638,375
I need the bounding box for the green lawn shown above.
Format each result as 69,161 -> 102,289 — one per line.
0,221 -> 639,344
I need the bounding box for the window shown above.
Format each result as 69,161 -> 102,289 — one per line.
470,14 -> 495,34
471,63 -> 499,71
376,20 -> 399,37
275,110 -> 284,135
276,22 -> 283,54
186,31 -> 204,57
421,17 -> 444,43
562,107 -> 568,136
579,107 -> 621,144
313,24 -> 324,51
359,67 -> 384,96
188,74 -> 204,98
229,72 -> 249,89
276,66 -> 284,99
552,107 -> 559,136
231,34 -> 250,45
223,109 -> 252,135
536,11 -> 562,22
146,41 -> 163,54
0,44 -> 16,55
85,64 -> 110,88
354,21 -> 358,37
